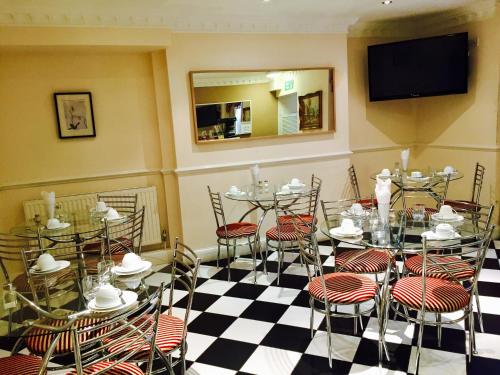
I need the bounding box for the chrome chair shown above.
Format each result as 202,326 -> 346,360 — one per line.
403,200 -> 494,332
321,198 -> 393,282
96,193 -> 138,215
348,165 -> 377,207
112,238 -> 200,375
401,174 -> 450,220
208,186 -> 258,281
266,187 -> 320,285
388,226 -> 494,372
294,218 -> 387,368
445,162 -> 486,209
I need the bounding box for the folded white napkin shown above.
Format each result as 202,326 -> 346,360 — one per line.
375,177 -> 391,223
401,148 -> 410,171
250,164 -> 260,185
41,191 -> 56,219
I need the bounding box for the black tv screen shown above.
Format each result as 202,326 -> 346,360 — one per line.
368,33 -> 468,101
196,104 -> 220,128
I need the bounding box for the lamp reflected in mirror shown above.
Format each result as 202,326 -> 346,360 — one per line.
189,68 -> 335,143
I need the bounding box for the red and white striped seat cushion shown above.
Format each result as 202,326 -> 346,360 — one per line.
309,273 -> 378,304
357,198 -> 378,208
392,276 -> 470,312
404,207 -> 437,220
405,255 -> 475,281
66,361 -> 144,375
216,222 -> 257,239
25,318 -> 102,355
108,314 -> 184,357
277,214 -> 315,225
0,354 -> 42,375
266,224 -> 311,242
336,249 -> 392,274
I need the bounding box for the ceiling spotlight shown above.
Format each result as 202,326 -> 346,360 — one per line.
381,0 -> 393,4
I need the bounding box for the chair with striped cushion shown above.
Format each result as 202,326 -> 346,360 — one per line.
348,166 -> 377,208
277,174 -> 322,225
401,173 -> 450,220
208,186 -> 259,281
444,162 -> 485,210
266,186 -> 320,285
294,220 -> 387,368
109,238 -> 200,375
321,198 -> 394,280
0,354 -> 44,375
387,226 -> 494,372
96,193 -> 138,216
403,201 -> 494,332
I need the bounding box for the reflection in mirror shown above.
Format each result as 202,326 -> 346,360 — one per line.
190,68 -> 334,143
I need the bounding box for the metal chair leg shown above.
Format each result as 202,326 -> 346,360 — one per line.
216,244 -> 221,269
474,288 -> 484,332
469,308 -> 477,360
354,304 -> 359,335
181,340 -> 187,375
226,242 -> 232,281
309,297 -> 315,339
415,318 -> 425,373
325,304 -> 333,368
436,313 -> 442,347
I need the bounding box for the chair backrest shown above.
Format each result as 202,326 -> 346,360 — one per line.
420,226 -> 494,306
401,174 -> 450,210
348,165 -> 361,200
273,188 -> 320,231
207,186 -> 227,230
69,284 -> 164,375
103,206 -> 145,256
442,199 -> 494,232
96,193 -> 138,215
471,162 -> 486,204
0,234 -> 32,284
166,238 -> 200,341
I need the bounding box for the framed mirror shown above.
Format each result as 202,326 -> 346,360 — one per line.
189,67 -> 335,143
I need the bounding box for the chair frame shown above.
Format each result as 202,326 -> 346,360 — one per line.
348,165 -> 362,200
471,162 -> 486,205
96,193 -> 138,215
400,173 -> 451,212
103,206 -> 146,257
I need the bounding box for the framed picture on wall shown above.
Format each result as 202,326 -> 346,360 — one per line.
298,90 -> 322,130
54,92 -> 96,139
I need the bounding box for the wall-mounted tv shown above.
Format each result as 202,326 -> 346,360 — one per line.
368,32 -> 468,102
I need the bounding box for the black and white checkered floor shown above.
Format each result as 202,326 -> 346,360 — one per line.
2,239 -> 500,374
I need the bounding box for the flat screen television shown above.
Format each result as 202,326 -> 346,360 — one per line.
196,104 -> 220,128
368,32 -> 468,101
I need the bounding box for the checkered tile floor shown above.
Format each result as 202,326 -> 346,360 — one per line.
2,239 -> 500,374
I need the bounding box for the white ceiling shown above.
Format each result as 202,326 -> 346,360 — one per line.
0,0 -> 496,34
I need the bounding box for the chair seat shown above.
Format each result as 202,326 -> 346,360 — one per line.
404,207 -> 437,220
357,198 -> 378,208
13,268 -> 74,294
108,314 -> 184,357
336,249 -> 392,274
25,318 -> 102,355
277,214 -> 315,225
309,273 -> 378,304
83,237 -> 133,255
84,253 -> 128,273
66,361 -> 144,375
216,222 -> 257,239
405,255 -> 475,280
266,224 -> 311,242
0,354 -> 43,375
392,276 -> 470,312
443,199 -> 480,212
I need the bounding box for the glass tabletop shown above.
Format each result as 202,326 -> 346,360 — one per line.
320,212 -> 486,251
0,262 -> 163,338
369,169 -> 464,187
224,183 -> 312,203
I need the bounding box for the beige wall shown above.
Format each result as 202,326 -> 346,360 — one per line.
194,83 -> 279,137
0,50 -> 169,236
166,33 -> 350,248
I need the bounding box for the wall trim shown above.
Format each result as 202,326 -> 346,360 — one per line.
351,145 -> 407,153
174,151 -> 352,176
0,169 -> 164,191
416,143 -> 500,152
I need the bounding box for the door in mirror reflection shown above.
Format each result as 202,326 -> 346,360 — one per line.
190,68 -> 334,143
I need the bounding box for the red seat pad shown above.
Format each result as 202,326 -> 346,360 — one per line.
336,249 -> 392,274
266,224 -> 311,242
107,315 -> 184,357
392,276 -> 470,313
357,198 -> 378,208
66,361 -> 144,375
404,207 -> 437,221
309,273 -> 378,304
83,238 -> 134,255
277,214 -> 315,225
216,222 -> 257,239
405,255 -> 475,281
443,199 -> 480,212
0,354 -> 43,375
25,318 -> 103,355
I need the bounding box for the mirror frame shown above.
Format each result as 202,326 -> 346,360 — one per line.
189,67 -> 335,144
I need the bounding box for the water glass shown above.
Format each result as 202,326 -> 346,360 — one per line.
2,284 -> 17,310
97,260 -> 115,284
82,275 -> 99,301
372,221 -> 388,246
413,204 -> 425,222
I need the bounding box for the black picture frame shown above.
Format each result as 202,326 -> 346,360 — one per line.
54,92 -> 96,139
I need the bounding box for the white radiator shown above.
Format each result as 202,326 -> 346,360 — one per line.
23,187 -> 162,246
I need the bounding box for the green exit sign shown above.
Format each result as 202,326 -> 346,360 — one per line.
284,80 -> 294,90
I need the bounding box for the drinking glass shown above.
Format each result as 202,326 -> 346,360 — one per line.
412,204 -> 425,222
97,260 -> 115,284
2,284 -> 17,310
82,275 -> 99,301
372,221 -> 388,246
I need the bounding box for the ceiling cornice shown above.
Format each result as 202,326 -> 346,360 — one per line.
349,0 -> 497,38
